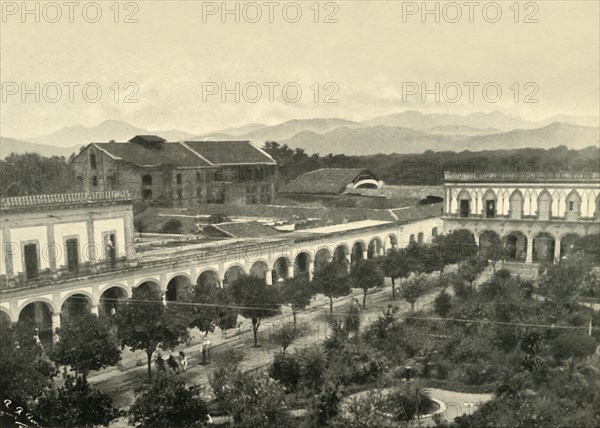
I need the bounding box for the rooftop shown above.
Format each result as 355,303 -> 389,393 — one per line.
281,168 -> 378,195
444,171 -> 600,183
203,221 -> 281,238
0,191 -> 131,212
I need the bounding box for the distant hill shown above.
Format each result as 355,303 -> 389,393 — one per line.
279,122 -> 600,155
1,137 -> 79,159
427,125 -> 501,136
24,119 -> 196,148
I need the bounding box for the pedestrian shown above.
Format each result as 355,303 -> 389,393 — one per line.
179,350 -> 188,372
155,354 -> 166,372
167,354 -> 180,373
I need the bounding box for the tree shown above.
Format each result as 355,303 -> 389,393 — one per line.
434,230 -> 477,267
459,255 -> 488,286
129,373 -> 209,428
379,248 -> 410,300
551,333 -> 597,361
0,322 -> 57,404
210,367 -> 291,427
280,275 -> 315,325
480,233 -> 503,273
399,274 -> 427,311
433,289 -> 452,317
115,287 -> 190,380
297,345 -> 327,425
312,262 -> 351,314
33,374 -> 119,427
268,351 -> 302,392
230,275 -> 281,347
51,313 -> 121,379
189,282 -> 238,338
272,322 -> 304,353
350,259 -> 385,308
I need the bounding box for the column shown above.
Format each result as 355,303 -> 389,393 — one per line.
52,312 -> 61,342
554,236 -> 561,263
124,211 -> 134,258
2,227 -> 14,278
266,270 -> 273,285
90,305 -> 99,316
46,223 -> 57,272
308,261 -> 314,281
86,216 -> 97,263
362,249 -> 368,260
288,266 -> 295,279
525,237 -> 533,264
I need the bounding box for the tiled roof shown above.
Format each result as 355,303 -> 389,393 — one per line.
203,221 -> 280,238
281,168 -> 376,195
93,142 -> 210,167
183,141 -> 276,165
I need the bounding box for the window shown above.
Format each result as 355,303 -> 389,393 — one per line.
142,189 -> 153,200
142,175 -> 152,185
196,172 -> 203,183
409,234 -> 415,243
91,176 -> 98,186
459,199 -> 470,218
417,232 -> 424,244
486,200 -> 495,218
106,174 -> 116,188
66,238 -> 79,272
568,201 -> 574,211
432,227 -> 438,237
177,188 -> 183,200
23,243 -> 39,279
89,149 -> 97,169
176,174 -> 182,185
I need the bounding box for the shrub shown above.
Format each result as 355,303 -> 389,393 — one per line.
160,218 -> 183,234
268,352 -> 301,392
433,290 -> 452,317
551,333 -> 597,360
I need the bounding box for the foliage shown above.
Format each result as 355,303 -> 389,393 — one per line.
210,367 -> 291,427
129,373 -> 209,428
433,229 -> 477,266
0,322 -> 57,404
268,351 -> 302,392
297,345 -> 328,423
0,153 -> 74,196
279,275 -> 315,324
33,374 -> 119,427
229,275 -> 281,347
459,255 -> 488,286
189,282 -> 238,336
550,333 -> 597,361
350,259 -> 385,308
433,289 -> 452,317
480,233 -> 503,272
207,213 -> 231,224
51,313 -> 121,378
378,248 -> 411,300
399,274 -> 428,311
115,287 -> 190,380
272,322 -> 305,353
159,218 -> 183,234
311,261 -> 351,313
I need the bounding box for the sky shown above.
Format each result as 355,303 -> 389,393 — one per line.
1,0 -> 599,138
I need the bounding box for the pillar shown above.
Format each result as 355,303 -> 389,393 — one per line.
288,266 -> 294,279
52,312 -> 61,342
86,216 -> 97,263
266,270 -> 273,285
46,224 -> 57,272
308,261 -> 314,281
90,305 -> 99,316
525,237 -> 533,264
2,227 -> 14,278
362,249 -> 368,260
345,254 -> 351,264
554,236 -> 561,263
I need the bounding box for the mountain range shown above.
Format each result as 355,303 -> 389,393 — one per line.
1,111 -> 598,159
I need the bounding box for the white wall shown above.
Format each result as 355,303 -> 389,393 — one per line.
53,222 -> 88,267
11,226 -> 49,274
93,218 -> 126,260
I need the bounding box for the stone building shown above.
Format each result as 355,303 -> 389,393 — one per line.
442,171 -> 600,263
71,136 -> 278,207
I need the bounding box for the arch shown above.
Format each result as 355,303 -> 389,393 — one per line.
166,275 -> 192,302
60,293 -> 93,326
479,230 -> 501,259
367,237 -> 383,259
17,301 -> 54,348
134,277 -> 161,289
502,231 -> 527,262
134,280 -> 162,299
314,248 -> 332,272
384,234 -> 398,252
353,179 -> 381,189
351,241 -> 366,265
333,244 -> 349,263
223,265 -> 246,287
457,188 -> 471,217
508,189 -> 524,220
273,256 -> 291,283
99,286 -> 129,317
17,296 -> 59,316
294,252 -> 312,276
564,189 -> 582,220
0,309 -> 12,324
98,283 -> 130,298
166,272 -> 193,284
60,289 -> 96,308
559,233 -> 580,259
537,190 -> 552,221
197,269 -> 220,287
249,260 -> 270,282
482,188 -> 497,218
532,232 -> 555,263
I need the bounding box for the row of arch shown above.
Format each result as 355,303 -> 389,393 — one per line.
1,234 -> 401,347
453,187 -> 600,220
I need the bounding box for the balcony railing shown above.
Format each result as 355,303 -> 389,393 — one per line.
444,171 -> 600,183
0,191 -> 131,209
